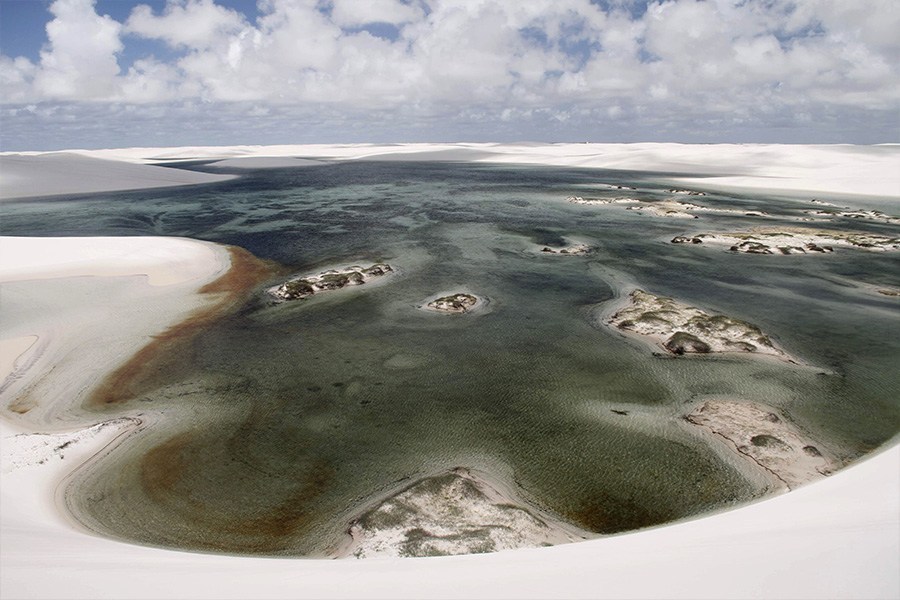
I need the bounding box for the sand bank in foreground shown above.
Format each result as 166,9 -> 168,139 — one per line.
3,143 -> 898,200
3,419 -> 896,599
345,468 -> 587,558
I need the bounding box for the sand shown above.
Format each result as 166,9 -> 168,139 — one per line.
606,289 -> 796,362
1,143 -> 898,599
345,468 -> 587,558
0,236 -> 233,424
686,400 -> 841,490
3,143 -> 898,200
0,152 -> 234,200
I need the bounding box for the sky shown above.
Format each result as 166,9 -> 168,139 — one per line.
0,0 -> 898,151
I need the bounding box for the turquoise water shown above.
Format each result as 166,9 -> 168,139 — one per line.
3,161 -> 898,555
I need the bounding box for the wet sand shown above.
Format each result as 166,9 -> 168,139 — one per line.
89,246 -> 279,406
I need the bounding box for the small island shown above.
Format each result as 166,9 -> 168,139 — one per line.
425,293 -> 480,314
686,400 -> 839,490
540,243 -> 594,255
626,200 -> 699,219
607,289 -> 793,361
670,229 -> 899,254
667,188 -> 707,196
269,263 -> 393,301
568,195 -> 767,219
344,468 -> 584,558
567,196 -> 639,205
804,203 -> 900,225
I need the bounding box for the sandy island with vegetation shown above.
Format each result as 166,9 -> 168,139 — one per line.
671,228 -> 899,254
344,468 -> 587,559
606,289 -> 796,362
268,264 -> 394,301
686,400 -> 840,491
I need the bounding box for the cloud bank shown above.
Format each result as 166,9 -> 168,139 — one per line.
1,0 -> 898,149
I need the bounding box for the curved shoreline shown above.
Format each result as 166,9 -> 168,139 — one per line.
5,143 -> 897,200
88,245 -> 277,407
0,235 -> 275,554
0,237 -> 245,425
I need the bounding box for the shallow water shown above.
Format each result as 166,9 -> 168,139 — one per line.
2,161 -> 899,556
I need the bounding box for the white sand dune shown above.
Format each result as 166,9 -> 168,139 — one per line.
1,144 -> 898,599
0,236 -> 230,425
2,418 -> 896,599
205,156 -> 328,169
0,152 -> 234,200
3,143 -> 898,199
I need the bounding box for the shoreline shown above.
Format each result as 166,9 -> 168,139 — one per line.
0,236 -> 244,425
2,143 -> 898,201
88,245 -> 277,407
0,235 -> 264,594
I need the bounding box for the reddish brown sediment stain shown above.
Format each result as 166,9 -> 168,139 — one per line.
565,493 -> 671,535
140,432 -> 191,495
7,397 -> 35,414
87,245 -> 283,407
223,462 -> 335,543
138,431 -> 334,553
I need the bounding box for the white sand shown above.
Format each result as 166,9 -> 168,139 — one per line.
346,468 -> 586,558
1,144 -> 898,598
1,236 -> 226,286
0,152 -> 234,200
0,236 -> 230,425
2,422 -> 896,599
3,143 -> 898,199
205,156 -> 328,169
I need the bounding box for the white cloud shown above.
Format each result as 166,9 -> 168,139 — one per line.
329,0 -> 424,28
125,0 -> 247,49
0,0 -> 897,147
33,0 -> 123,99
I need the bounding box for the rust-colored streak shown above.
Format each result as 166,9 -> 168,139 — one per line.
8,397 -> 35,414
198,246 -> 278,295
140,433 -> 190,496
225,462 -> 335,542
87,245 -> 281,407
139,431 -> 334,553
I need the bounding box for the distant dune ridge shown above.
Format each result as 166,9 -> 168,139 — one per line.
2,142 -> 898,201
0,152 -> 235,200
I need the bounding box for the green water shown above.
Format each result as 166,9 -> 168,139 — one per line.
3,161 -> 898,556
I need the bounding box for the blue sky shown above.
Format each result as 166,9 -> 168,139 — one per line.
0,0 -> 898,150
